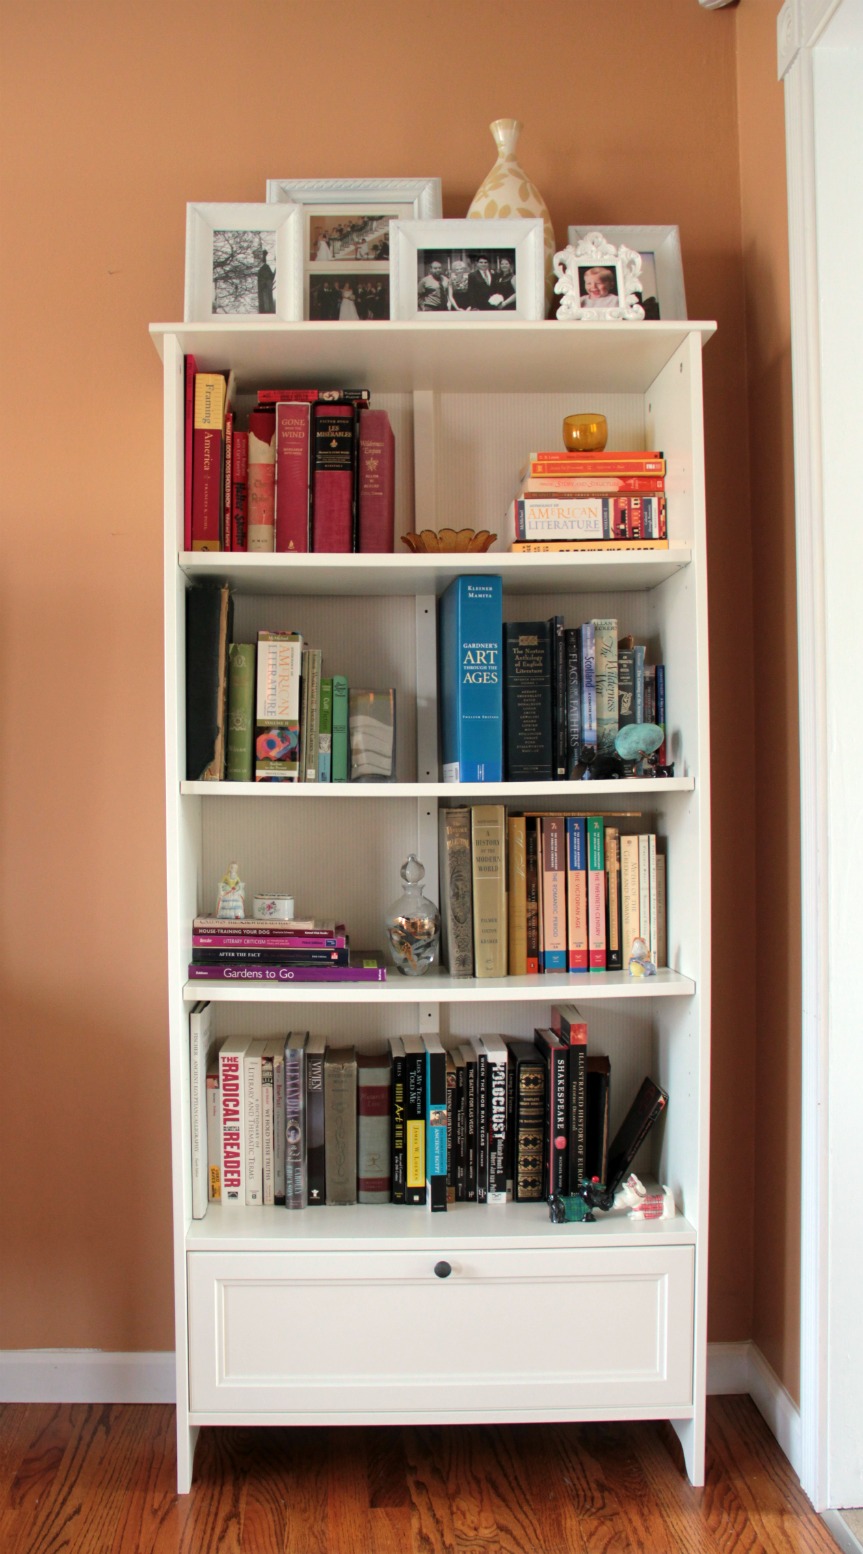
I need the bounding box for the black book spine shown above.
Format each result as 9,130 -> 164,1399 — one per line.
306,1046 -> 326,1205
564,627 -> 581,777
568,1043 -> 587,1192
617,648 -> 636,728
405,1050 -> 427,1205
446,1062 -> 456,1204
464,1053 -> 477,1201
551,614 -> 567,779
391,1050 -> 406,1203
455,1062 -> 467,1201
525,816 -> 540,973
534,1030 -> 569,1195
476,1050 -> 489,1203
487,1060 -> 507,1200
503,620 -> 553,781
191,946 -> 349,966
507,1043 -> 546,1202
606,1078 -> 668,1192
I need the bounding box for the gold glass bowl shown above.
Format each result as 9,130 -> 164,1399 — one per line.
401,528 -> 496,553
562,412 -> 608,452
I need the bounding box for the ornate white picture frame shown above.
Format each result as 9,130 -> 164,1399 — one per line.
567,225 -> 687,320
184,202 -> 302,322
390,218 -> 545,322
553,232 -> 646,322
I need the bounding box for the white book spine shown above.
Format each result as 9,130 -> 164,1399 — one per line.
206,1067 -> 221,1203
244,1040 -> 264,1206
272,1046 -> 286,1204
638,833 -> 650,947
261,1053 -> 275,1206
219,1035 -> 249,1204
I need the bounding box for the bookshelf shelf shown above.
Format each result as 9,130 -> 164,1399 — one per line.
179,548 -> 692,596
180,776 -> 696,798
183,967 -> 696,1004
158,315 -> 712,1493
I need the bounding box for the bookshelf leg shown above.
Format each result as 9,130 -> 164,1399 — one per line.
672,1416 -> 705,1486
176,1420 -> 200,1494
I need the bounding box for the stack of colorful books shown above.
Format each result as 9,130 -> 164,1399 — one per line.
187,917 -> 386,983
506,449 -> 668,552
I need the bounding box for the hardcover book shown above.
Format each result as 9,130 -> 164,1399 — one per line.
402,1034 -> 427,1205
218,1034 -> 251,1204
188,955 -> 387,983
507,813 -> 527,977
244,1036 -> 266,1206
268,1039 -> 286,1206
389,1036 -> 406,1204
230,428 -> 248,551
190,1001 -> 216,1220
516,473 -> 665,496
424,1034 -> 448,1212
605,1077 -> 669,1192
452,1047 -> 467,1201
206,1061 -> 220,1203
318,678 -> 333,782
275,400 -> 311,552
260,1045 -> 275,1206
192,370 -> 229,550
458,1042 -> 477,1201
525,816 -> 540,975
183,352 -> 197,552
226,643 -> 255,782
247,407 -> 276,552
471,804 -> 507,978
617,646 -> 635,729
302,647 -> 323,782
438,806 -> 474,977
331,674 -> 349,782
505,1039 -> 547,1201
284,1031 -> 308,1209
533,1027 -> 570,1195
551,615 -> 567,779
439,575 -> 503,782
255,629 -> 303,781
503,619 -> 553,781
312,404 -> 355,552
357,1050 -> 393,1203
446,1055 -> 457,1204
357,409 -> 395,553
592,618 -> 619,753
257,388 -> 371,406
564,627 -> 581,777
306,1031 -> 327,1205
480,1033 -> 509,1201
472,1038 -> 488,1203
579,622 -> 597,749
324,1046 -> 357,1205
585,1054 -> 611,1184
186,582 -> 233,781
620,834 -> 641,964
522,451 -> 666,476
550,1004 -> 588,1193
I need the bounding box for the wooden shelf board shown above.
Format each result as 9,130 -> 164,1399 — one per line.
151,318 -> 715,394
179,548 -> 691,596
186,1200 -> 696,1253
183,968 -> 695,1004
180,776 -> 694,798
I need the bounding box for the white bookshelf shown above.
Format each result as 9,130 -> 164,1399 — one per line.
154,317 -> 714,1493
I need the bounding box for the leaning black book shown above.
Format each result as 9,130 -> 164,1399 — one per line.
605,1076 -> 668,1193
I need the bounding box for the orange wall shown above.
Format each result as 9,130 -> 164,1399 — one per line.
736,0 -> 801,1400
1,1 -> 773,1358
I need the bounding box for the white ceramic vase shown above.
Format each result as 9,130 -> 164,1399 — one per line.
467,118 -> 556,314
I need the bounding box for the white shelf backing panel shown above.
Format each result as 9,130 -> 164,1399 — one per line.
151,320 -> 715,394
180,550 -> 691,597
230,590 -> 418,782
184,969 -> 696,1004
186,1201 -> 696,1251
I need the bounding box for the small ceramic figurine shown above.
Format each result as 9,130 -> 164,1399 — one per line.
215,861 -> 246,920
613,1173 -> 676,1221
628,935 -> 657,978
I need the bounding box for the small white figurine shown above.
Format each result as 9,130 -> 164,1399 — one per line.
215,861 -> 245,920
613,1173 -> 675,1220
628,935 -> 657,978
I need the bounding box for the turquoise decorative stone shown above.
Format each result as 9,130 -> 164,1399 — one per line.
615,722 -> 664,761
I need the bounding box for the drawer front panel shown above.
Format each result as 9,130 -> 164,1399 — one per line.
188,1246 -> 694,1415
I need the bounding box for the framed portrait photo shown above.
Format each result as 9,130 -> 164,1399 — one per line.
266,177 -> 442,320
390,218 -> 545,322
567,225 -> 687,320
184,202 -> 302,322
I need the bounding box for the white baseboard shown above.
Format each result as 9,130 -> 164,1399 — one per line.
822,1511 -> 863,1554
0,1341 -> 802,1479
0,1351 -> 175,1404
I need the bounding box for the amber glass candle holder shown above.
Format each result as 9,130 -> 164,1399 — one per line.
562,412 -> 608,452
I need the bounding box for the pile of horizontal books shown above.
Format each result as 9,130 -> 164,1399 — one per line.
506,448 -> 668,552
187,917 -> 386,984
187,366 -> 394,554
440,805 -> 667,978
190,1008 -> 669,1217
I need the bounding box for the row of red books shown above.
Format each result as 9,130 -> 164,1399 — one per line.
185,362 -> 395,555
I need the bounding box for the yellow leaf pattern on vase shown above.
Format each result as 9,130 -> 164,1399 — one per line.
466,118 -> 555,313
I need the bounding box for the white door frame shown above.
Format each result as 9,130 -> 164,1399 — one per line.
778,0 -> 863,1512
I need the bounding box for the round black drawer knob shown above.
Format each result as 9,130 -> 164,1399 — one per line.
433,1260 -> 452,1279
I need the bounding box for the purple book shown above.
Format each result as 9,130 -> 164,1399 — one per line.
192,933 -> 348,950
188,954 -> 386,984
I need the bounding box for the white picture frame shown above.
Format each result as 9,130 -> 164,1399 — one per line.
266,178 -> 442,321
390,218 -> 545,322
184,202 -> 302,322
567,224 -> 687,320
553,233 -> 646,323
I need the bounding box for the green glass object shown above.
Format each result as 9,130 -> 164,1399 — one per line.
614,721 -> 664,762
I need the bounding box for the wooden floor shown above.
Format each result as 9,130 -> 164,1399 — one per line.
0,1396 -> 843,1554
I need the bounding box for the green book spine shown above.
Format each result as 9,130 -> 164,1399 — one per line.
318,678 -> 333,782
331,674 -> 349,782
226,643 -> 255,781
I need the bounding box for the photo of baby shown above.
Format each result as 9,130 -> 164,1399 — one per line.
577,264 -> 621,310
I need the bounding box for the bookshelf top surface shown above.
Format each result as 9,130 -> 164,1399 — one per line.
150,318 -> 716,394
183,968 -> 696,1004
186,1200 -> 697,1252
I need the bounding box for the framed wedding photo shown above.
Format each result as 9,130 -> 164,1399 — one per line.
567,225 -> 687,320
184,202 -> 302,322
390,218 -> 545,321
266,177 -> 442,320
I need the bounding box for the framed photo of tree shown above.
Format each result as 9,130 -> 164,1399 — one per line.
184,203 -> 303,322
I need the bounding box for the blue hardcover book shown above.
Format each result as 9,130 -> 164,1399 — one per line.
424,1034 -> 448,1212
579,622 -> 597,749
439,575 -> 503,782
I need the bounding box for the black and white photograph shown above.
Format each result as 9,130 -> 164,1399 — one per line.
212,229 -> 277,314
184,201 -> 302,322
390,217 -> 544,321
308,271 -> 390,321
416,248 -> 517,312
308,209 -> 394,263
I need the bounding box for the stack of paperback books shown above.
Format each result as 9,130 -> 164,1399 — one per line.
190,1008 -> 669,1218
440,806 -> 667,979
187,917 -> 387,984
506,448 -> 668,552
185,360 -> 395,555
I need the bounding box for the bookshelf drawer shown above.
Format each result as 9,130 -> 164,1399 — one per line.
187,1245 -> 694,1417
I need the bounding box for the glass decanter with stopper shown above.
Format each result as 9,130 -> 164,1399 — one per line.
385,854 -> 441,976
